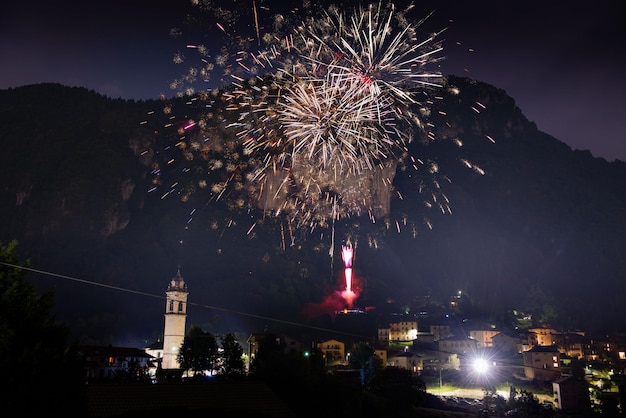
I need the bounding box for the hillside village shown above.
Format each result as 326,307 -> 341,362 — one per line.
81,269 -> 626,416
3,56 -> 626,417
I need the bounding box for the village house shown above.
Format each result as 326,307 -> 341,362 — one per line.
387,350 -> 422,374
316,339 -> 346,366
79,345 -> 156,382
492,329 -> 534,355
469,329 -> 500,348
523,345 -> 561,381
552,375 -> 591,414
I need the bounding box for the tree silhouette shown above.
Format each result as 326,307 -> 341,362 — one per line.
369,366 -> 426,416
219,332 -> 246,379
348,341 -> 383,387
177,325 -> 218,377
507,388 -> 555,417
0,240 -> 85,414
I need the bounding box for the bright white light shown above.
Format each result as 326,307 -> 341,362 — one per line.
472,358 -> 490,374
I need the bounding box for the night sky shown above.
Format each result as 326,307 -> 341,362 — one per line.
2,0 -> 624,162
2,0 -> 626,347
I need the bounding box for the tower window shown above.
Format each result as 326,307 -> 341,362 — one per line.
178,301 -> 184,312
169,300 -> 174,312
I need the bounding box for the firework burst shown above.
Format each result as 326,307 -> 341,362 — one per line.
150,1 -> 478,238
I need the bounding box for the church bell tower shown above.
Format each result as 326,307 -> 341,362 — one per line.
161,266 -> 188,370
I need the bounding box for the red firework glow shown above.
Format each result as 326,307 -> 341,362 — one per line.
341,242 -> 357,307
341,244 -> 353,290
301,241 -> 361,320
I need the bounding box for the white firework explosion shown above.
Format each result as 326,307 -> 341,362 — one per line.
158,1 -> 456,233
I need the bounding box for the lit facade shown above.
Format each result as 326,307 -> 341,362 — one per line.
80,345 -> 155,381
523,345 -> 561,381
378,327 -> 390,342
528,327 -> 555,346
387,351 -> 422,374
162,267 -> 188,370
390,321 -> 418,341
317,339 -> 346,365
469,329 -> 500,348
552,331 -> 587,359
378,321 -> 418,342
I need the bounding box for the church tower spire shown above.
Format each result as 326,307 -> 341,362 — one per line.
161,266 -> 188,370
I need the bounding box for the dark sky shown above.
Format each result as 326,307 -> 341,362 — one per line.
3,0 -> 626,347
2,0 -> 625,162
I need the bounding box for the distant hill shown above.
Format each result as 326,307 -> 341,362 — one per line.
1,79 -> 625,345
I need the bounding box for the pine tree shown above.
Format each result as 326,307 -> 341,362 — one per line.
219,333 -> 246,379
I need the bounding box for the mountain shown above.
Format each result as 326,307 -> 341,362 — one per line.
1,78 -> 625,346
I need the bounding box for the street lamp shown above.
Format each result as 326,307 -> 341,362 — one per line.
473,357 -> 490,374
471,356 -> 498,389
439,367 -> 443,391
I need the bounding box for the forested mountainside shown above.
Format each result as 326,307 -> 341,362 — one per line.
1,78 -> 625,345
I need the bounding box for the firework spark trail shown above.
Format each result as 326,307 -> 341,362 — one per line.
341,241 -> 356,305
153,1 -> 482,236
229,2 -> 444,223
278,69 -> 400,173
252,0 -> 260,47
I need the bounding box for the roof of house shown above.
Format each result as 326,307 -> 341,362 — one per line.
78,345 -> 154,359
87,382 -> 298,417
438,335 -> 475,342
553,375 -> 587,385
317,339 -> 344,345
145,340 -> 164,350
525,345 -> 560,353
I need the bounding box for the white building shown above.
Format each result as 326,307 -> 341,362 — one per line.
523,345 -> 560,381
378,321 -> 418,342
387,351 -> 422,373
160,267 -> 189,370
80,345 -> 155,381
469,329 -> 500,348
